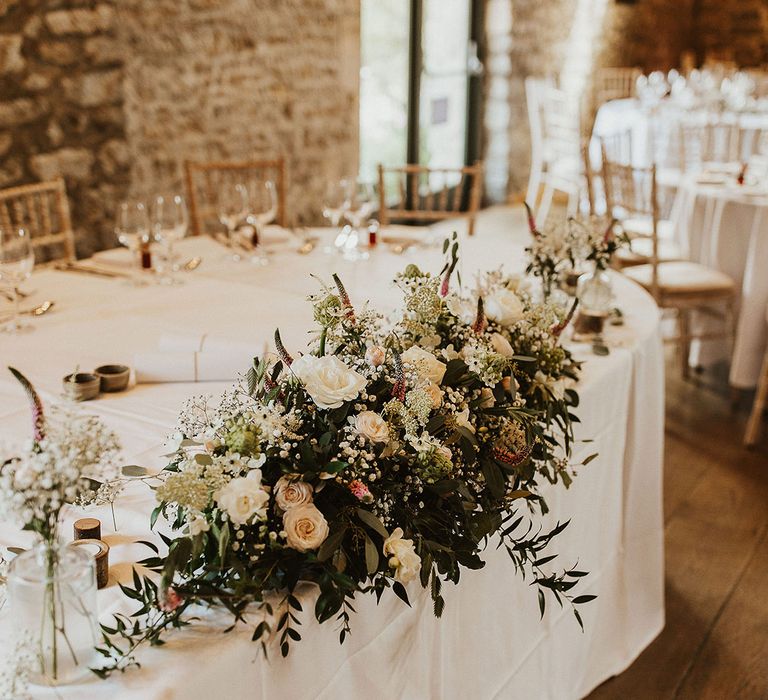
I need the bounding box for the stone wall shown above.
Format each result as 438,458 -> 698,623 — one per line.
0,0 -> 359,255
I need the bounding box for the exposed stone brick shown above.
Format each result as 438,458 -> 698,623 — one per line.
97,138 -> 130,176
63,69 -> 122,108
0,158 -> 22,187
38,40 -> 80,66
45,5 -> 115,36
0,34 -> 23,73
30,147 -> 95,181
0,131 -> 11,157
0,98 -> 47,128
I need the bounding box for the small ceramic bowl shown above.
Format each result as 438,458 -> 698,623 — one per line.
95,364 -> 130,392
63,373 -> 100,401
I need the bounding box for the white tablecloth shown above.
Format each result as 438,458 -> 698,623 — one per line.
0,207 -> 665,699
671,176 -> 768,387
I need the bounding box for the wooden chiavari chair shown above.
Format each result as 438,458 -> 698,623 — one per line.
679,118 -> 740,170
0,178 -> 75,265
594,67 -> 642,109
184,158 -> 286,237
603,154 -> 737,378
377,162 -> 483,236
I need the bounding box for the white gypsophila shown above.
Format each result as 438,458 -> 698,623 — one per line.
0,628 -> 35,700
0,405 -> 120,534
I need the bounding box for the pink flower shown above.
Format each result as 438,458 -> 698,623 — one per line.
159,586 -> 183,613
349,480 -> 373,503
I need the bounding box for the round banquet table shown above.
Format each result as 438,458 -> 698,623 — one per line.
0,207 -> 665,700
671,175 -> 768,388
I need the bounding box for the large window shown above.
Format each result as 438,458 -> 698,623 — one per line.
359,0 -> 483,183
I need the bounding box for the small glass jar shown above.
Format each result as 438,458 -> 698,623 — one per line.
574,268 -> 613,339
8,542 -> 98,685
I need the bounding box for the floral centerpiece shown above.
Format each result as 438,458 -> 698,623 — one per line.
0,369 -> 120,689
524,204 -> 626,297
96,239 -> 596,674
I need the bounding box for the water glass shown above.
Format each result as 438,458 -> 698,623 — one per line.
218,183 -> 248,261
115,200 -> 150,284
152,194 -> 188,284
0,227 -> 34,333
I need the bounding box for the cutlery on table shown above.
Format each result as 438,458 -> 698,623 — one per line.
182,256 -> 202,271
0,300 -> 54,322
55,262 -> 132,279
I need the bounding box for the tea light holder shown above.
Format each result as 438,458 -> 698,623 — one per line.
62,373 -> 100,401
70,538 -> 109,589
73,517 -> 101,541
94,364 -> 130,392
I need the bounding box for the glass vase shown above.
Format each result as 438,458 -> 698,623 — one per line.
7,542 -> 98,685
574,268 -> 613,339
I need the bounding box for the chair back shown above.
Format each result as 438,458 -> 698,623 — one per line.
594,67 -> 642,108
539,84 -> 582,166
601,148 -> 661,297
0,178 -> 75,265
377,162 -> 483,236
600,127 -> 633,165
184,158 -> 286,236
679,118 -> 739,170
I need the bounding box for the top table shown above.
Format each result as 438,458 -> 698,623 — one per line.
0,207 -> 665,700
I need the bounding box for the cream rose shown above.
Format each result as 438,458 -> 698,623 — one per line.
455,408 -> 475,434
425,382 -> 444,408
291,354 -> 367,409
383,527 -> 421,584
283,503 -> 329,552
534,371 -> 566,400
274,476 -> 314,511
215,470 -> 270,525
490,332 -> 515,358
479,387 -> 496,408
355,411 -> 389,443
401,345 -> 446,385
485,288 -> 524,326
446,295 -> 476,324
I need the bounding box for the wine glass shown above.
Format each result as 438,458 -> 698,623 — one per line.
218,183 -> 248,261
342,180 -> 375,259
322,178 -> 352,252
115,200 -> 150,284
0,227 -> 34,333
244,180 -> 278,265
152,194 -> 188,284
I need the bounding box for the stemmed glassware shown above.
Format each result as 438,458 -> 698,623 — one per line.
0,227 -> 34,333
218,183 -> 249,261
341,180 -> 375,259
152,194 -> 188,285
115,200 -> 150,285
322,178 -> 352,251
244,180 -> 278,265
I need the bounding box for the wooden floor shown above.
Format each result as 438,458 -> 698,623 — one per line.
587,355 -> 768,700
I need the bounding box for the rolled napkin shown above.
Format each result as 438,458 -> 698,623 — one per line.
134,347 -> 258,384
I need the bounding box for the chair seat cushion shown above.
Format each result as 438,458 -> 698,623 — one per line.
621,217 -> 674,240
616,237 -> 682,266
624,261 -> 735,295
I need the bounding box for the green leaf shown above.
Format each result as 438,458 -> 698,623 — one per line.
357,509 -> 389,539
364,535 -> 379,574
218,522 -> 230,566
121,465 -> 148,477
538,589 -> 545,618
581,453 -> 599,466
572,594 -> 597,604
392,581 -> 410,606
317,526 -> 347,562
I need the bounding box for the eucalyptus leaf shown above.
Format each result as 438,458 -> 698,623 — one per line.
121,465 -> 149,477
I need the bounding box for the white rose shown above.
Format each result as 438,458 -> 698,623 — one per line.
490,332 -> 515,358
446,295 -> 476,324
215,470 -> 270,525
274,476 -> 314,511
485,288 -> 524,326
283,503 -> 329,552
355,411 -> 389,443
401,346 -> 447,385
291,354 -> 367,409
383,527 -> 421,584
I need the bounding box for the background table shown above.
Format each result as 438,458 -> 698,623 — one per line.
0,207 -> 665,699
672,176 -> 768,388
